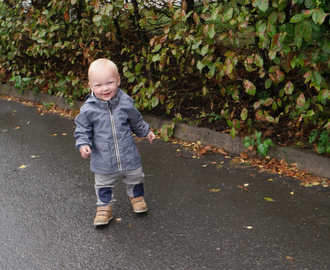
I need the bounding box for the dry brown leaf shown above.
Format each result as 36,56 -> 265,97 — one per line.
218,148 -> 227,155
285,255 -> 296,261
237,185 -> 248,191
240,152 -> 249,159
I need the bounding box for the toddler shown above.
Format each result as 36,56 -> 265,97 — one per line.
74,58 -> 155,226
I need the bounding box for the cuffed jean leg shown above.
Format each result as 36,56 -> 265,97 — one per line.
122,166 -> 145,198
95,172 -> 120,207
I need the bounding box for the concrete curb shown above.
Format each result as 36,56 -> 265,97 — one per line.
1,84 -> 329,180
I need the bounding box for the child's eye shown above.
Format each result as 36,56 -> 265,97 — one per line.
108,82 -> 113,84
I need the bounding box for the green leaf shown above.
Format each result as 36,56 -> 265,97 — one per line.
230,127 -> 236,139
243,136 -> 252,145
318,89 -> 330,102
200,44 -> 209,56
244,80 -> 256,95
257,144 -> 268,157
303,21 -> 312,41
290,14 -> 304,23
259,0 -> 269,13
241,107 -> 248,121
297,93 -> 305,106
224,7 -> 234,21
278,0 -> 288,12
312,70 -> 322,86
264,98 -> 274,106
93,15 -> 102,23
284,81 -> 294,94
208,24 -> 216,39
192,40 -> 202,50
263,197 -> 276,202
265,78 -> 272,89
264,139 -> 274,147
312,8 -> 328,25
197,61 -> 206,71
152,54 -> 161,62
306,110 -> 315,117
151,96 -> 159,107
152,44 -> 161,52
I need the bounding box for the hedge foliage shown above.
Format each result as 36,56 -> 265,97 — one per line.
1,0 -> 330,142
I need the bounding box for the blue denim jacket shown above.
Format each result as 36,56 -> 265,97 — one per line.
74,88 -> 150,174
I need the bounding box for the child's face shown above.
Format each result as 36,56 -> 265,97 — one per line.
88,64 -> 120,101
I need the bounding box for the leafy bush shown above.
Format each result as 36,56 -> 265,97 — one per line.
1,0 -> 330,142
244,131 -> 275,157
309,129 -> 330,154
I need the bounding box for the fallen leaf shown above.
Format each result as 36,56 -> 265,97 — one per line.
246,226 -> 253,229
202,164 -> 208,167
62,133 -> 67,136
14,127 -> 20,129
240,152 -> 249,159
290,191 -> 294,195
285,255 -> 296,261
247,145 -> 253,151
218,148 -> 227,155
19,165 -> 26,169
237,185 -> 248,191
244,183 -> 249,187
264,129 -> 274,136
51,134 -> 57,136
2,130 -> 7,132
116,218 -> 122,222
210,188 -> 221,192
263,197 -> 276,202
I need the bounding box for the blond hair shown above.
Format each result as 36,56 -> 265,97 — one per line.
88,59 -> 119,80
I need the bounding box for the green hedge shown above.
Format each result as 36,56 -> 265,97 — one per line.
1,0 -> 330,149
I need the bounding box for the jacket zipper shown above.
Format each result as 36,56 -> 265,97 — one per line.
108,104 -> 122,171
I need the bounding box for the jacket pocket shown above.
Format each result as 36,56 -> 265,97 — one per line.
123,135 -> 140,163
91,140 -> 111,168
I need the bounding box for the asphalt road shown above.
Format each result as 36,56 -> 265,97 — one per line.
1,98 -> 330,270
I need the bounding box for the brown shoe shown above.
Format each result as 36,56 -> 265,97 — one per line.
93,205 -> 113,226
130,196 -> 148,213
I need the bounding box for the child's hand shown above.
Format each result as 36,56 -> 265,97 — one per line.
80,145 -> 91,158
147,131 -> 156,143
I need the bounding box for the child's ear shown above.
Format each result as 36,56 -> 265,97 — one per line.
117,77 -> 121,86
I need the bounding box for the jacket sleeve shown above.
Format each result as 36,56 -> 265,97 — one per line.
127,100 -> 150,138
74,109 -> 93,149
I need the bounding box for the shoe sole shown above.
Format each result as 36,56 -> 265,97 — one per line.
134,208 -> 148,213
93,216 -> 113,226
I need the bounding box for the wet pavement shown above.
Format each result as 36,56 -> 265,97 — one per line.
1,98 -> 330,270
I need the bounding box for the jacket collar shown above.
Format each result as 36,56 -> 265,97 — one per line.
86,88 -> 123,109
